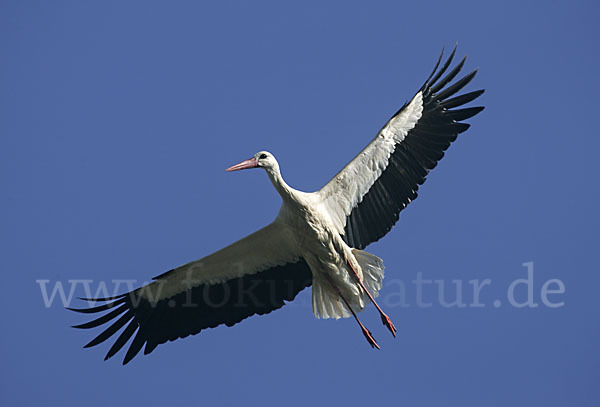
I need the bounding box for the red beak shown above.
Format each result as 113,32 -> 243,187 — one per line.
225,157 -> 258,172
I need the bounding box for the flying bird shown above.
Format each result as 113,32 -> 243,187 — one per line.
70,46 -> 484,364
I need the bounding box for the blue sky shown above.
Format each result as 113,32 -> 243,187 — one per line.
1,1 -> 598,405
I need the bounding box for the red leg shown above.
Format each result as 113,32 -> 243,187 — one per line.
347,259 -> 397,337
324,274 -> 380,350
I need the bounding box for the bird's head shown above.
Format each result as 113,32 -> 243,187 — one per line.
226,151 -> 278,172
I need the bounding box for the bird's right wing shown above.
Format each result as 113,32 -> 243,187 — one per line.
319,46 -> 484,249
69,221 -> 312,364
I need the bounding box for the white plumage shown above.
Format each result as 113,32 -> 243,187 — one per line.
70,45 -> 484,364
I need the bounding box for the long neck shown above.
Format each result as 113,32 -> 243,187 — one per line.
266,165 -> 296,202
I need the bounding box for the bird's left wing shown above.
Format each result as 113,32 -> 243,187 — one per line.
318,46 -> 485,249
69,221 -> 312,364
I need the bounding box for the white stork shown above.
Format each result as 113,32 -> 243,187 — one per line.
70,46 -> 484,364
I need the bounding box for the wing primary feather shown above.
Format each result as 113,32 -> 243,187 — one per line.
83,310 -> 133,348
435,70 -> 479,101
143,340 -> 159,355
427,44 -> 457,87
417,121 -> 469,135
443,106 -> 485,121
104,320 -> 138,361
78,293 -> 127,302
441,89 -> 485,109
423,46 -> 445,86
72,303 -> 128,329
67,298 -> 125,314
429,57 -> 467,94
122,328 -> 146,365
456,122 -> 471,134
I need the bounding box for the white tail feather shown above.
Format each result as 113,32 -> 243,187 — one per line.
311,249 -> 384,319
352,249 -> 385,298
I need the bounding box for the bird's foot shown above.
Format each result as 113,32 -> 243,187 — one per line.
361,326 -> 381,350
381,313 -> 397,337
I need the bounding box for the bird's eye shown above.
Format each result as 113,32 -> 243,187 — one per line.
259,154 -> 268,160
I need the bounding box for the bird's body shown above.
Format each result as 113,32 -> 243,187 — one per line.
235,155 -> 386,320
70,45 -> 484,364
274,185 -> 374,318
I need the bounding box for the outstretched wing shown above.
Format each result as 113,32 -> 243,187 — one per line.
319,46 -> 485,249
69,221 -> 312,364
